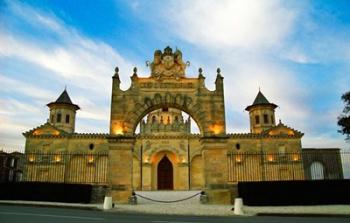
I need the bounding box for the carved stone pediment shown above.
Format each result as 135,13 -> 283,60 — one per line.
147,46 -> 189,80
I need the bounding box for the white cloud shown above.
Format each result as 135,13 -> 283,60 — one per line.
0,74 -> 56,101
165,0 -> 296,50
0,1 -> 139,149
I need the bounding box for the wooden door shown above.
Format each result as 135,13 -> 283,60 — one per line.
157,156 -> 173,190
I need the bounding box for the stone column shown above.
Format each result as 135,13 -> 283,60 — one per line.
142,163 -> 152,190
107,136 -> 135,204
201,136 -> 231,204
177,163 -> 189,190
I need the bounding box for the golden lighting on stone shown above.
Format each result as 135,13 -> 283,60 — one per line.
292,154 -> 300,161
144,156 -> 150,163
28,155 -> 35,162
235,155 -> 242,163
87,155 -> 94,164
113,123 -> 125,135
33,129 -> 60,136
54,155 -> 62,163
267,154 -> 274,162
288,131 -> 295,136
209,124 -> 223,134
181,157 -> 187,163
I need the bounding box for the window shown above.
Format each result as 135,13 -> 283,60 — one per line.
263,114 -> 268,124
167,116 -> 170,124
255,115 -> 260,124
175,116 -> 179,122
235,143 -> 240,150
271,115 -> 274,124
162,107 -> 169,112
152,116 -> 156,123
57,113 -> 62,123
65,114 -> 70,123
310,162 -> 324,180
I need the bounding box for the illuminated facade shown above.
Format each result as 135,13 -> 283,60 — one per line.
23,47 -> 305,204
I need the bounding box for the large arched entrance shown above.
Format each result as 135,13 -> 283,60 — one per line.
157,156 -> 173,190
108,46 -> 228,202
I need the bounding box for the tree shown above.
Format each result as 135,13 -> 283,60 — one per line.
338,91 -> 350,141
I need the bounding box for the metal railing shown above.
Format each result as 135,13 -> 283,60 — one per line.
0,152 -> 109,184
227,151 -> 349,182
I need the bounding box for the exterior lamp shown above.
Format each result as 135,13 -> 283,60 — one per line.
28,155 -> 35,163
235,155 -> 242,163
267,154 -> 274,162
87,155 -> 94,164
292,154 -> 300,161
54,155 -> 62,163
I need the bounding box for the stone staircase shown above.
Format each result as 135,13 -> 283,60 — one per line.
134,190 -> 202,204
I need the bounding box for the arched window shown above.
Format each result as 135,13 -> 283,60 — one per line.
310,161 -> 325,180
167,116 -> 170,124
57,113 -> 62,123
263,114 -> 268,124
255,115 -> 260,124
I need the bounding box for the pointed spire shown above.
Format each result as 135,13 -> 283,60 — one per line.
252,90 -> 270,105
47,88 -> 80,110
245,90 -> 277,111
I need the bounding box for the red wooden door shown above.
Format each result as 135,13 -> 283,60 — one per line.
157,156 -> 173,190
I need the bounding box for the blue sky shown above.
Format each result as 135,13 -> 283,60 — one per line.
1,0 -> 350,151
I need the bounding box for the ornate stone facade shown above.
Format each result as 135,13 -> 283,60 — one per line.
23,47 -> 305,204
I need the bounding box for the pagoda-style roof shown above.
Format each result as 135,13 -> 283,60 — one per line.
245,90 -> 277,111
47,89 -> 80,110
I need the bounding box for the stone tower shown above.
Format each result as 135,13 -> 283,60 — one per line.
140,108 -> 191,135
245,90 -> 277,134
47,89 -> 80,133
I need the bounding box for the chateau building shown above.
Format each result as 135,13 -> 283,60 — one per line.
23,47 -> 306,203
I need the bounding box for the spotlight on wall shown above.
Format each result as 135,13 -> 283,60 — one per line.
54,155 -> 62,163
87,155 -> 94,164
267,154 -> 274,162
144,156 -> 150,163
292,154 -> 300,161
28,155 -> 35,163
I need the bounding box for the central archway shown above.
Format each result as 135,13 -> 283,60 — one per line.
157,156 -> 173,190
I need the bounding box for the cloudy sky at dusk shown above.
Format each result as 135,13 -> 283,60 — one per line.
1,0 -> 350,151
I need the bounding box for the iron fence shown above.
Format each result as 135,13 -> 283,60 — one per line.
0,152 -> 109,184
227,151 -> 350,182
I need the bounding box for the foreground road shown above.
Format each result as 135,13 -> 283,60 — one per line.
0,204 -> 349,223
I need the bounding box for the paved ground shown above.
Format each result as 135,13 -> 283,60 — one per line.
1,205 -> 350,223
1,200 -> 350,216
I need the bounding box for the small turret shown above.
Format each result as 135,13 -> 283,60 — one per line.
47,89 -> 80,133
245,90 -> 277,134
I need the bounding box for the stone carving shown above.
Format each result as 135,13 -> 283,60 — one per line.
147,46 -> 189,80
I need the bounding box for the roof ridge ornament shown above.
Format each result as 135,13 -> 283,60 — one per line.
148,47 -> 189,80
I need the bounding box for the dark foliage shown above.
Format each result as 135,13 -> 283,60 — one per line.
338,91 -> 350,140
